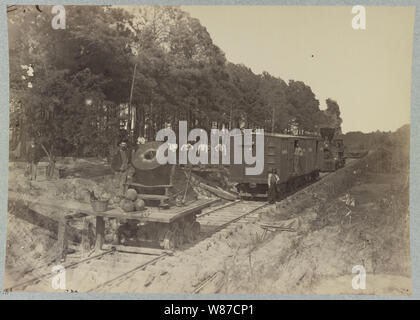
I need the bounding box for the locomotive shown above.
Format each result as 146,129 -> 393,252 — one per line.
320,127 -> 346,172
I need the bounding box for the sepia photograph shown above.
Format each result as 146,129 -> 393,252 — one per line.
3,4 -> 415,296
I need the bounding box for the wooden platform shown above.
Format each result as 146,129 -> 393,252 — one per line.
8,192 -> 218,223
8,191 -> 219,261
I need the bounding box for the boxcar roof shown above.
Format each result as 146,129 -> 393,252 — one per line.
230,132 -> 321,139
264,133 -> 320,140
228,132 -> 320,140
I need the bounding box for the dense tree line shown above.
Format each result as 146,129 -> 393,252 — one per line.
343,124 -> 409,153
8,5 -> 342,159
343,124 -> 410,173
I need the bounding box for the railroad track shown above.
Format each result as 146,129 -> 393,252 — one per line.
90,199 -> 269,293
4,198 -> 268,293
192,172 -> 350,294
5,171 -> 336,293
198,200 -> 269,235
3,249 -> 116,292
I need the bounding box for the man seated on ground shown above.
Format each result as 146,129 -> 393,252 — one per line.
267,168 -> 280,204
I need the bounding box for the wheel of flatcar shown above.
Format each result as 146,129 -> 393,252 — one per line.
163,230 -> 176,250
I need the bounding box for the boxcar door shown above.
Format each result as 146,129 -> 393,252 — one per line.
229,135 -> 245,184
265,136 -> 277,175
300,140 -> 306,174
278,138 -> 289,183
288,139 -> 295,178
307,140 -> 315,173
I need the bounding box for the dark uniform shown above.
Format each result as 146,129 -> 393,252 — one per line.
27,142 -> 42,181
111,142 -> 133,195
267,169 -> 280,204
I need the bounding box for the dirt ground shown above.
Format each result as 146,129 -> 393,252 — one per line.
100,156 -> 411,295
4,154 -> 411,295
4,159 -> 203,289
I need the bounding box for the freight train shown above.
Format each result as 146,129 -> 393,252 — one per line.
113,128 -> 345,248
229,128 -> 346,198
229,133 -> 323,198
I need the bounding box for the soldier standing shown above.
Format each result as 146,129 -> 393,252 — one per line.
112,140 -> 133,195
267,168 -> 280,204
26,138 -> 42,181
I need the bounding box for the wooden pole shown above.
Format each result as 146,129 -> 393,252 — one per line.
128,63 -> 137,142
95,216 -> 105,251
229,105 -> 233,130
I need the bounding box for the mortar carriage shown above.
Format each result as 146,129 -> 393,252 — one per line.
116,141 -> 218,250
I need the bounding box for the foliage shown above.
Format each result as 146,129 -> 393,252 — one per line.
8,5 -> 343,158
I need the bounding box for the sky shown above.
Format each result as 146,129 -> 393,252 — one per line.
181,6 -> 415,133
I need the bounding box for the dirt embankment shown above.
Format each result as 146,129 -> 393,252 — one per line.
4,160 -> 209,289
105,155 -> 410,295
5,152 -> 411,295
4,159 -> 116,288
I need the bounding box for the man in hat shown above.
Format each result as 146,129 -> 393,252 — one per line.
26,138 -> 42,181
267,168 -> 280,204
112,140 -> 133,195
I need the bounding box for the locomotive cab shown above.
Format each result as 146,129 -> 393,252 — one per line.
320,128 -> 345,172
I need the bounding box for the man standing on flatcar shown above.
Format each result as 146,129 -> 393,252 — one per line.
267,168 -> 280,204
112,140 -> 134,195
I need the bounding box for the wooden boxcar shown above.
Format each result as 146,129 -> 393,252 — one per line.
229,133 -> 323,198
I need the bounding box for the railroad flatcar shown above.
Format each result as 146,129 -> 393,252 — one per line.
229,133 -> 323,198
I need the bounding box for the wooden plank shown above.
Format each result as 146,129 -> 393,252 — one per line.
95,216 -> 105,251
199,183 -> 238,201
200,221 -> 232,227
200,215 -> 238,222
137,194 -> 169,201
102,244 -> 172,256
127,182 -> 173,189
238,192 -> 267,198
57,216 -> 69,262
81,217 -> 91,258
203,211 -> 249,218
147,198 -> 220,223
